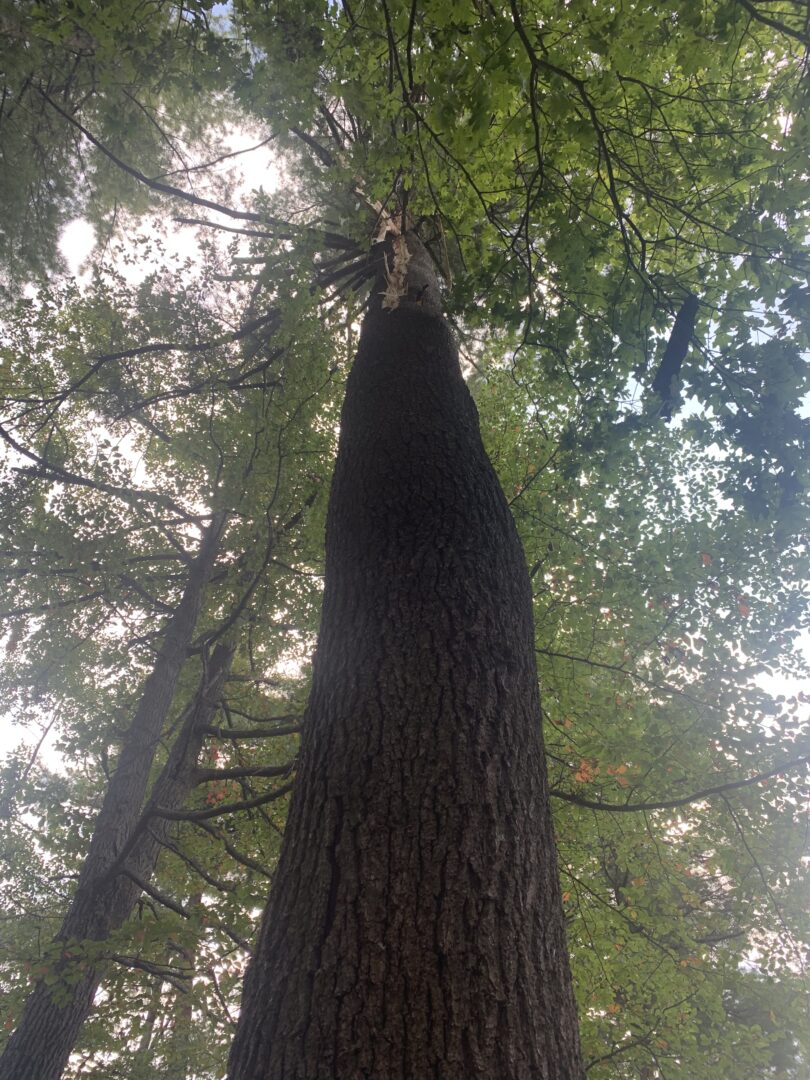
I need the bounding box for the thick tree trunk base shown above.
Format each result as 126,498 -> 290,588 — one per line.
229,285 -> 583,1079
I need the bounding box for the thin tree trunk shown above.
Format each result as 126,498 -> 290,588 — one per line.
0,514 -> 229,1080
134,972 -> 164,1062
166,891 -> 201,1080
228,235 -> 583,1079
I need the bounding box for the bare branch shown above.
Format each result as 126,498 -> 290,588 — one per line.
201,724 -> 301,740
194,761 -> 295,783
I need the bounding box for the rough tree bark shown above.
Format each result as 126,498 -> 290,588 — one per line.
228,235 -> 583,1079
0,516 -> 229,1080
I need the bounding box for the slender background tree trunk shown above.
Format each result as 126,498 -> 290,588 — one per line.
229,236 -> 583,1079
0,516 -> 229,1080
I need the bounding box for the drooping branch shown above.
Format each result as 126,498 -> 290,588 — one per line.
0,423 -> 204,524
121,869 -> 191,920
173,215 -> 358,252
721,794 -> 799,960
536,646 -> 721,711
20,311 -> 280,419
551,751 -> 809,813
211,706 -> 301,725
156,133 -> 276,182
153,832 -> 237,894
108,953 -> 192,994
190,818 -> 274,879
37,88 -> 270,225
37,88 -> 358,256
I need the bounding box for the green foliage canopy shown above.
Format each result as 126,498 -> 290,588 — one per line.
1,0 -> 808,1075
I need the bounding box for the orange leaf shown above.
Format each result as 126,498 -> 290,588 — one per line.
574,759 -> 599,783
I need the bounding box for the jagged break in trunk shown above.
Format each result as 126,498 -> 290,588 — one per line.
229,236 -> 583,1079
0,517 -> 229,1080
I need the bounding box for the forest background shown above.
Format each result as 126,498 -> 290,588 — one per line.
0,0 -> 808,1076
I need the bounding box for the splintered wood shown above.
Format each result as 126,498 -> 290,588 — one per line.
381,234 -> 411,311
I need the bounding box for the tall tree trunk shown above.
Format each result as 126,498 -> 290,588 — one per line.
229,236 -> 583,1079
0,515 -> 229,1080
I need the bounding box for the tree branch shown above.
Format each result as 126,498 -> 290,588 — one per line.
651,292 -> 699,420
735,0 -> 810,46
122,869 -> 190,919
551,752 -> 809,812
37,88 -> 268,225
194,761 -> 295,783
1,424 -> 202,524
152,831 -> 236,894
191,818 -> 274,879
108,953 -> 191,994
154,781 -> 295,821
200,724 -> 301,740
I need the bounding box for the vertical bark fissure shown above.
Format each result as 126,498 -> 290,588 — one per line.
229,234 -> 583,1078
0,515 -> 229,1080
321,796 -> 344,951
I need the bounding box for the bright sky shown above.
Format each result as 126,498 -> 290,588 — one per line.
59,126 -> 281,282
1,128 -> 282,772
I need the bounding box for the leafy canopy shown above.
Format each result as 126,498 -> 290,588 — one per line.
1,0 -> 809,1076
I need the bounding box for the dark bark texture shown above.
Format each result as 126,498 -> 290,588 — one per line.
229,238 -> 583,1079
0,517 -> 229,1080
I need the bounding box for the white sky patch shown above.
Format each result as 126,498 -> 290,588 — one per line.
58,218 -> 96,279
756,627 -> 810,701
229,128 -> 281,195
60,125 -> 283,287
140,126 -> 283,278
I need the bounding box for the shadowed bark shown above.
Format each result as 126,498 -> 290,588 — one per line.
228,235 -> 583,1079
